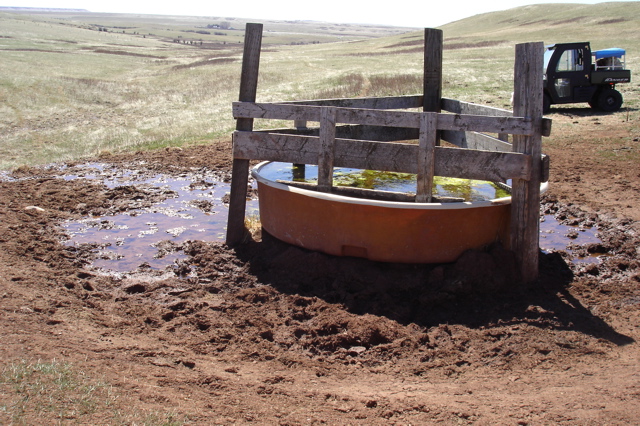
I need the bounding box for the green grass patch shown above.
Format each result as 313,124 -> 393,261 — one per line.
0,359 -> 186,425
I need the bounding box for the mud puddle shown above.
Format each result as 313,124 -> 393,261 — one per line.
539,215 -> 603,263
59,163 -> 258,274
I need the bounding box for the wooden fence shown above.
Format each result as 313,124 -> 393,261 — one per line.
226,24 -> 551,283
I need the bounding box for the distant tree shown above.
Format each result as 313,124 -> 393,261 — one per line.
219,21 -> 231,30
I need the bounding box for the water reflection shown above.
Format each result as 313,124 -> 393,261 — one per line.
61,163 -> 258,273
539,214 -> 603,263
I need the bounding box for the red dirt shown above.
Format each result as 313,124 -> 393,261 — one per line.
1,109 -> 640,424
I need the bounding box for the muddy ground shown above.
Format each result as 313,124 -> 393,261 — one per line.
1,108 -> 639,424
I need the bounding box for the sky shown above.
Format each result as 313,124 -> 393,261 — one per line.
2,0 -> 637,28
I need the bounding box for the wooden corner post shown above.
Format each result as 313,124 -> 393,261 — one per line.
423,28 -> 443,114
511,41 -> 544,283
226,23 -> 263,246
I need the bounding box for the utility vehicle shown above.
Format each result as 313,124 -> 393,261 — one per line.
543,42 -> 631,113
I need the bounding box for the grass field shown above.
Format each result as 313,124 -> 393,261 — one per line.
1,3 -> 639,170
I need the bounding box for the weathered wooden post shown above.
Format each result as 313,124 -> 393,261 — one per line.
418,28 -> 443,202
423,28 -> 443,114
317,107 -> 337,192
415,112 -> 437,203
226,23 -> 263,246
511,41 -> 544,283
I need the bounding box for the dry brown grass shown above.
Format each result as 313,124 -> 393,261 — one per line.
1,3 -> 638,170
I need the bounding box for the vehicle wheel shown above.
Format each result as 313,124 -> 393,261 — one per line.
597,88 -> 623,112
543,94 -> 551,114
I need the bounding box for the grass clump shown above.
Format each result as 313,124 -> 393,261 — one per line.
0,359 -> 186,425
0,359 -> 114,423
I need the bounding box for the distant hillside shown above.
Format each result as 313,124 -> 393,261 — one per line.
439,2 -> 640,49
0,8 -> 415,45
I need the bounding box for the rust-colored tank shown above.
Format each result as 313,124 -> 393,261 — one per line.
252,162 -> 546,264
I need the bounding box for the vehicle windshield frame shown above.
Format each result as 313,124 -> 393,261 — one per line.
543,47 -> 555,74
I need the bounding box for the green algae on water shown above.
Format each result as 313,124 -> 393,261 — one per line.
260,162 -> 510,202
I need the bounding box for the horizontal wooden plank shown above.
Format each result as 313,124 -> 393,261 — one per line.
234,102 -> 420,128
436,146 -> 530,182
442,130 -> 513,152
442,98 -> 552,137
436,113 -> 532,135
442,97 -> 513,117
255,125 -> 420,142
233,131 -> 320,164
234,102 -> 535,135
278,95 -> 424,110
234,131 -> 415,170
334,125 -> 419,142
468,132 -> 512,151
234,131 -> 531,181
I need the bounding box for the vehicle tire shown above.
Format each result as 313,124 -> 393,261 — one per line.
543,93 -> 551,114
597,88 -> 623,112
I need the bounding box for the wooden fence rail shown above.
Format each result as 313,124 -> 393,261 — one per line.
232,102 -> 538,135
232,131 -> 532,182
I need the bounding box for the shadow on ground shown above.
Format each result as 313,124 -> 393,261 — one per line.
235,231 -> 634,347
